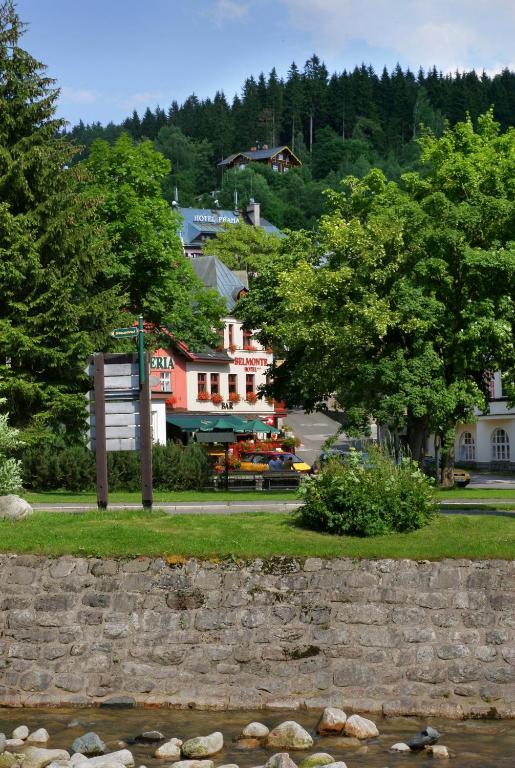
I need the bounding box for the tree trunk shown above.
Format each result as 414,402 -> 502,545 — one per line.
406,414 -> 429,463
440,443 -> 455,487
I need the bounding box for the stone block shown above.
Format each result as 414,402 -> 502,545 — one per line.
447,661 -> 482,683
19,671 -> 52,692
81,593 -> 110,608
437,644 -> 470,660
333,664 -> 375,687
475,646 -> 497,662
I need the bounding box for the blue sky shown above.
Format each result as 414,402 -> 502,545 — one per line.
17,0 -> 515,127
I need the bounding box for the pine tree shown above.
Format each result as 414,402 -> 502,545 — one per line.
0,0 -> 119,441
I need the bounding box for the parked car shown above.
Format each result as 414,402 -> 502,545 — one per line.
239,451 -> 311,473
422,457 -> 471,487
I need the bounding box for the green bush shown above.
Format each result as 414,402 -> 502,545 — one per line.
298,445 -> 437,536
0,401 -> 24,494
21,440 -> 209,492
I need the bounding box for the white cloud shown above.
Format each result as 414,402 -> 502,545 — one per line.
61,86 -> 98,104
280,0 -> 515,72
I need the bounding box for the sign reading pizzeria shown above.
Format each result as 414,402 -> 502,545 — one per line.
151,355 -> 173,370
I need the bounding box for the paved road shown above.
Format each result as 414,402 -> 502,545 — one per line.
469,472 -> 515,489
285,407 -> 341,465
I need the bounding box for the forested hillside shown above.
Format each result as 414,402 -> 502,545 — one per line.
68,57 -> 515,229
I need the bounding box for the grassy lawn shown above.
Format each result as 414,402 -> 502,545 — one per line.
436,488 -> 515,500
0,510 -> 513,559
23,489 -> 298,504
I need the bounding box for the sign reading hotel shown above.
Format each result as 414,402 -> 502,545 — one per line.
193,214 -> 239,225
234,355 -> 269,373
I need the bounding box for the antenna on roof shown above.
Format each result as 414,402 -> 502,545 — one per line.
233,187 -> 238,210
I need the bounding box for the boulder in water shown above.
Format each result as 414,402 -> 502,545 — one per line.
299,753 -> 334,768
20,747 -> 70,768
408,726 -> 440,751
12,729 -> 28,742
317,708 -> 347,736
181,734 -> 223,759
27,731 -> 50,745
72,734 -> 107,757
343,716 -> 379,740
264,754 -> 298,768
240,723 -> 269,740
154,740 -> 182,760
265,722 -> 313,751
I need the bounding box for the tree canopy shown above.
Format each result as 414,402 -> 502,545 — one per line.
202,222 -> 282,274
82,134 -> 225,348
238,113 -> 515,477
0,0 -> 120,441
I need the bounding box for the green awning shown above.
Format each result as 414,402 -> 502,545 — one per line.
166,414 -> 248,432
244,418 -> 280,434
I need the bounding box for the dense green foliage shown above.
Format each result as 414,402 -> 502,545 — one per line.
0,1 -> 121,441
203,222 -> 282,273
0,399 -> 23,493
68,58 -> 515,226
239,114 -> 515,478
298,448 -> 437,537
82,135 -> 224,347
20,442 -> 209,492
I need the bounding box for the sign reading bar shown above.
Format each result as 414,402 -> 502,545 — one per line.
111,327 -> 138,339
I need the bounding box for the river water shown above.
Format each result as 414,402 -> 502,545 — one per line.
0,708 -> 513,768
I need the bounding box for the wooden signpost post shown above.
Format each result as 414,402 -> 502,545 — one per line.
89,316 -> 153,511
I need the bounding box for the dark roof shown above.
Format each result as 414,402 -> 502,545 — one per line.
218,145 -> 301,167
190,256 -> 248,312
178,206 -> 283,244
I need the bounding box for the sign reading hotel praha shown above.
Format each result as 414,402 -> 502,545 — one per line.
233,356 -> 269,373
193,214 -> 239,224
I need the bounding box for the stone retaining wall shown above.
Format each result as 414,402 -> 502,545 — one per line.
0,554 -> 514,717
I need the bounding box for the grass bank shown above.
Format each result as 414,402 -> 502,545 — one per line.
0,510 -> 513,559
23,489 -> 298,504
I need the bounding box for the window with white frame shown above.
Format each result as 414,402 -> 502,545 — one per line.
459,431 -> 475,461
492,428 -> 510,461
159,371 -> 171,392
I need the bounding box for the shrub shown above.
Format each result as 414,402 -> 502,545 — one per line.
0,402 -> 24,494
298,445 -> 437,537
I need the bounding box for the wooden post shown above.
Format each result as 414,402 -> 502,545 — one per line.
94,353 -> 108,510
140,351 -> 153,511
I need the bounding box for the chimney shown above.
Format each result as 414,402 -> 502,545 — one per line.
262,144 -> 268,150
247,199 -> 260,227
250,146 -> 257,151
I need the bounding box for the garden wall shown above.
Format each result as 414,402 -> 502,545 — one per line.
0,554 -> 514,717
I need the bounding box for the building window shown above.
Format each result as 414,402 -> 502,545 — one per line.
459,432 -> 475,461
228,324 -> 234,347
228,374 -> 237,394
210,373 -> 219,395
492,428 -> 510,461
243,329 -> 253,349
272,164 -> 279,171
197,373 -> 207,395
239,163 -> 246,171
160,371 -> 171,392
246,374 -> 255,396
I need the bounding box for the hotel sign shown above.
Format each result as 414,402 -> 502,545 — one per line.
193,214 -> 239,225
234,355 -> 268,373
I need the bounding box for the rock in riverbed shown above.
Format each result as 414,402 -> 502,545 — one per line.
12,729 -> 28,742
0,735 -> 6,756
343,715 -> 379,740
427,745 -> 450,759
408,726 -> 440,751
299,753 -> 335,768
172,761 -> 214,768
154,739 -> 182,760
181,734 -> 223,759
265,723 -> 313,751
28,731 -> 50,745
88,750 -> 134,767
264,754 -> 298,768
390,743 -> 410,753
240,723 -> 269,740
136,733 -> 164,744
20,747 -> 70,768
72,734 -> 107,757
317,709 -> 347,736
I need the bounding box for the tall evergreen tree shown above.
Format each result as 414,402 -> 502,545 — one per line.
0,0 -> 119,441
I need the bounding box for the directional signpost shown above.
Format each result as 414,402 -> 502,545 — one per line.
111,327 -> 138,339
90,315 -> 153,511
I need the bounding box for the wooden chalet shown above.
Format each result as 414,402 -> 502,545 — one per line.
218,145 -> 301,174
